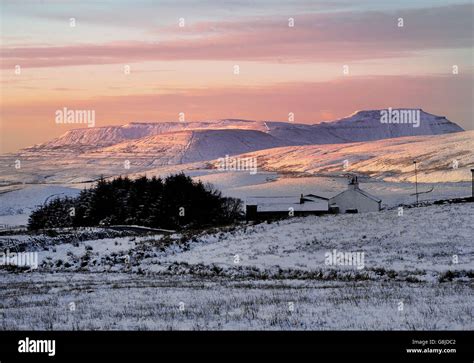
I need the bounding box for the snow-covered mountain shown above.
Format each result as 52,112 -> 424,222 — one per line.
267,109 -> 463,145
27,109 -> 463,152
26,119 -> 270,152
1,109 -> 467,184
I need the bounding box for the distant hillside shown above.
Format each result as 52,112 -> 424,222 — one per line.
26,109 -> 463,153
209,131 -> 474,183
88,129 -> 290,165
1,109 -> 467,184
26,119 -> 269,152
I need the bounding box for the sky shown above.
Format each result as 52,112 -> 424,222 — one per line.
0,0 -> 473,153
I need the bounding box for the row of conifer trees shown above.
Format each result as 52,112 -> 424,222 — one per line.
28,173 -> 242,230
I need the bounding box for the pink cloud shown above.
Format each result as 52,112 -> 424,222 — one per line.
1,4 -> 472,68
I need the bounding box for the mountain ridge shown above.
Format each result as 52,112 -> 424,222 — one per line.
26,109 -> 464,153
1,109 -> 466,184
1,130 -> 471,185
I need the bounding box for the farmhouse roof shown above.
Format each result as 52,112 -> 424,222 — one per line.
246,196 -> 328,212
304,193 -> 329,201
330,188 -> 381,203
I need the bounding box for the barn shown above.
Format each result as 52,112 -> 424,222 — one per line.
246,194 -> 328,221
328,176 -> 381,213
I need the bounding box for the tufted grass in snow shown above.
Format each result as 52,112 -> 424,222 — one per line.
0,274 -> 472,330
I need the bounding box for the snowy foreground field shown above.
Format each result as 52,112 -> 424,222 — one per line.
1,275 -> 472,330
1,203 -> 473,330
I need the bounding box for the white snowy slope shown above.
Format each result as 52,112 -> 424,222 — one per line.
0,130 -> 284,184
88,129 -> 290,164
212,131 -> 474,182
0,185 -> 81,226
151,203 -> 474,282
0,130 -> 471,186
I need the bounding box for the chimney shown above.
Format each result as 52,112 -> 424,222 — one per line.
348,176 -> 359,190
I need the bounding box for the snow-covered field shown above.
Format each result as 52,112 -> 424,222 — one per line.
1,274 -> 471,330
1,202 -> 472,330
0,185 -> 81,227
6,202 -> 468,281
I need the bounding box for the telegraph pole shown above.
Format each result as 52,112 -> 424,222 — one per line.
413,161 -> 418,206
471,169 -> 474,199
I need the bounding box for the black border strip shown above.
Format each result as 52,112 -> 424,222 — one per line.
0,331 -> 472,362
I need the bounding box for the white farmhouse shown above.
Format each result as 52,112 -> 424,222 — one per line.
329,176 -> 381,213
